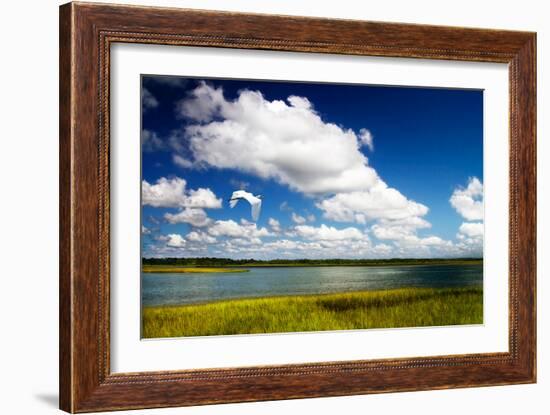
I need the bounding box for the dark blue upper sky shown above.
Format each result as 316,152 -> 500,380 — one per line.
141,75 -> 483,259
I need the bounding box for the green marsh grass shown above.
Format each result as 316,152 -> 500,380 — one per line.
142,286 -> 483,338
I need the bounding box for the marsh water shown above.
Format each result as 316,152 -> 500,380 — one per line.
141,264 -> 482,307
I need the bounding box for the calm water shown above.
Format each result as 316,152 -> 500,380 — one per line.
141,264 -> 482,307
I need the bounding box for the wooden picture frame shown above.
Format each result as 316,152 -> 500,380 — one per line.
59,2 -> 536,412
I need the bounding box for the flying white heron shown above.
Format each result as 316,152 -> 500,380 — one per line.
229,190 -> 262,221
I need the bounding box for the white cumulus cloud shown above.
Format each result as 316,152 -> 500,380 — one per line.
316,183 -> 429,224
450,177 -> 483,221
458,222 -> 484,238
294,224 -> 366,241
207,219 -> 271,240
165,234 -> 186,248
142,129 -> 164,152
371,217 -> 453,255
142,177 -> 222,209
176,82 -> 381,194
141,87 -> 158,111
448,178 -> 484,257
186,230 -> 217,244
164,208 -> 212,227
358,128 -> 374,151
268,218 -> 281,233
291,212 -> 307,224
173,154 -> 193,168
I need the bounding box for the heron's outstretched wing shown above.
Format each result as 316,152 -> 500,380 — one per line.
229,190 -> 261,221
231,190 -> 246,198
229,190 -> 246,208
251,199 -> 262,222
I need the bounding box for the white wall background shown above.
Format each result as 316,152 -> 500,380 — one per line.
0,1 -> 546,414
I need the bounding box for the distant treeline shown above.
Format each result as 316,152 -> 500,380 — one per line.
142,257 -> 483,267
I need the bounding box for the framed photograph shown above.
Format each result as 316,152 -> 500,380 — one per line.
59,2 -> 536,412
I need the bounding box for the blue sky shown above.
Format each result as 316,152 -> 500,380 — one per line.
141,75 -> 484,259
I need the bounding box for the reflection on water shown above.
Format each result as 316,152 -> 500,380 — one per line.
142,264 -> 483,307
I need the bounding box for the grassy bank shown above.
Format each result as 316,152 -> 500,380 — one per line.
142,286 -> 483,338
142,265 -> 248,274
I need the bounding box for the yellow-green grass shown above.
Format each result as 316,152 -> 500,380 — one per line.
142,286 -> 483,338
142,265 -> 248,274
